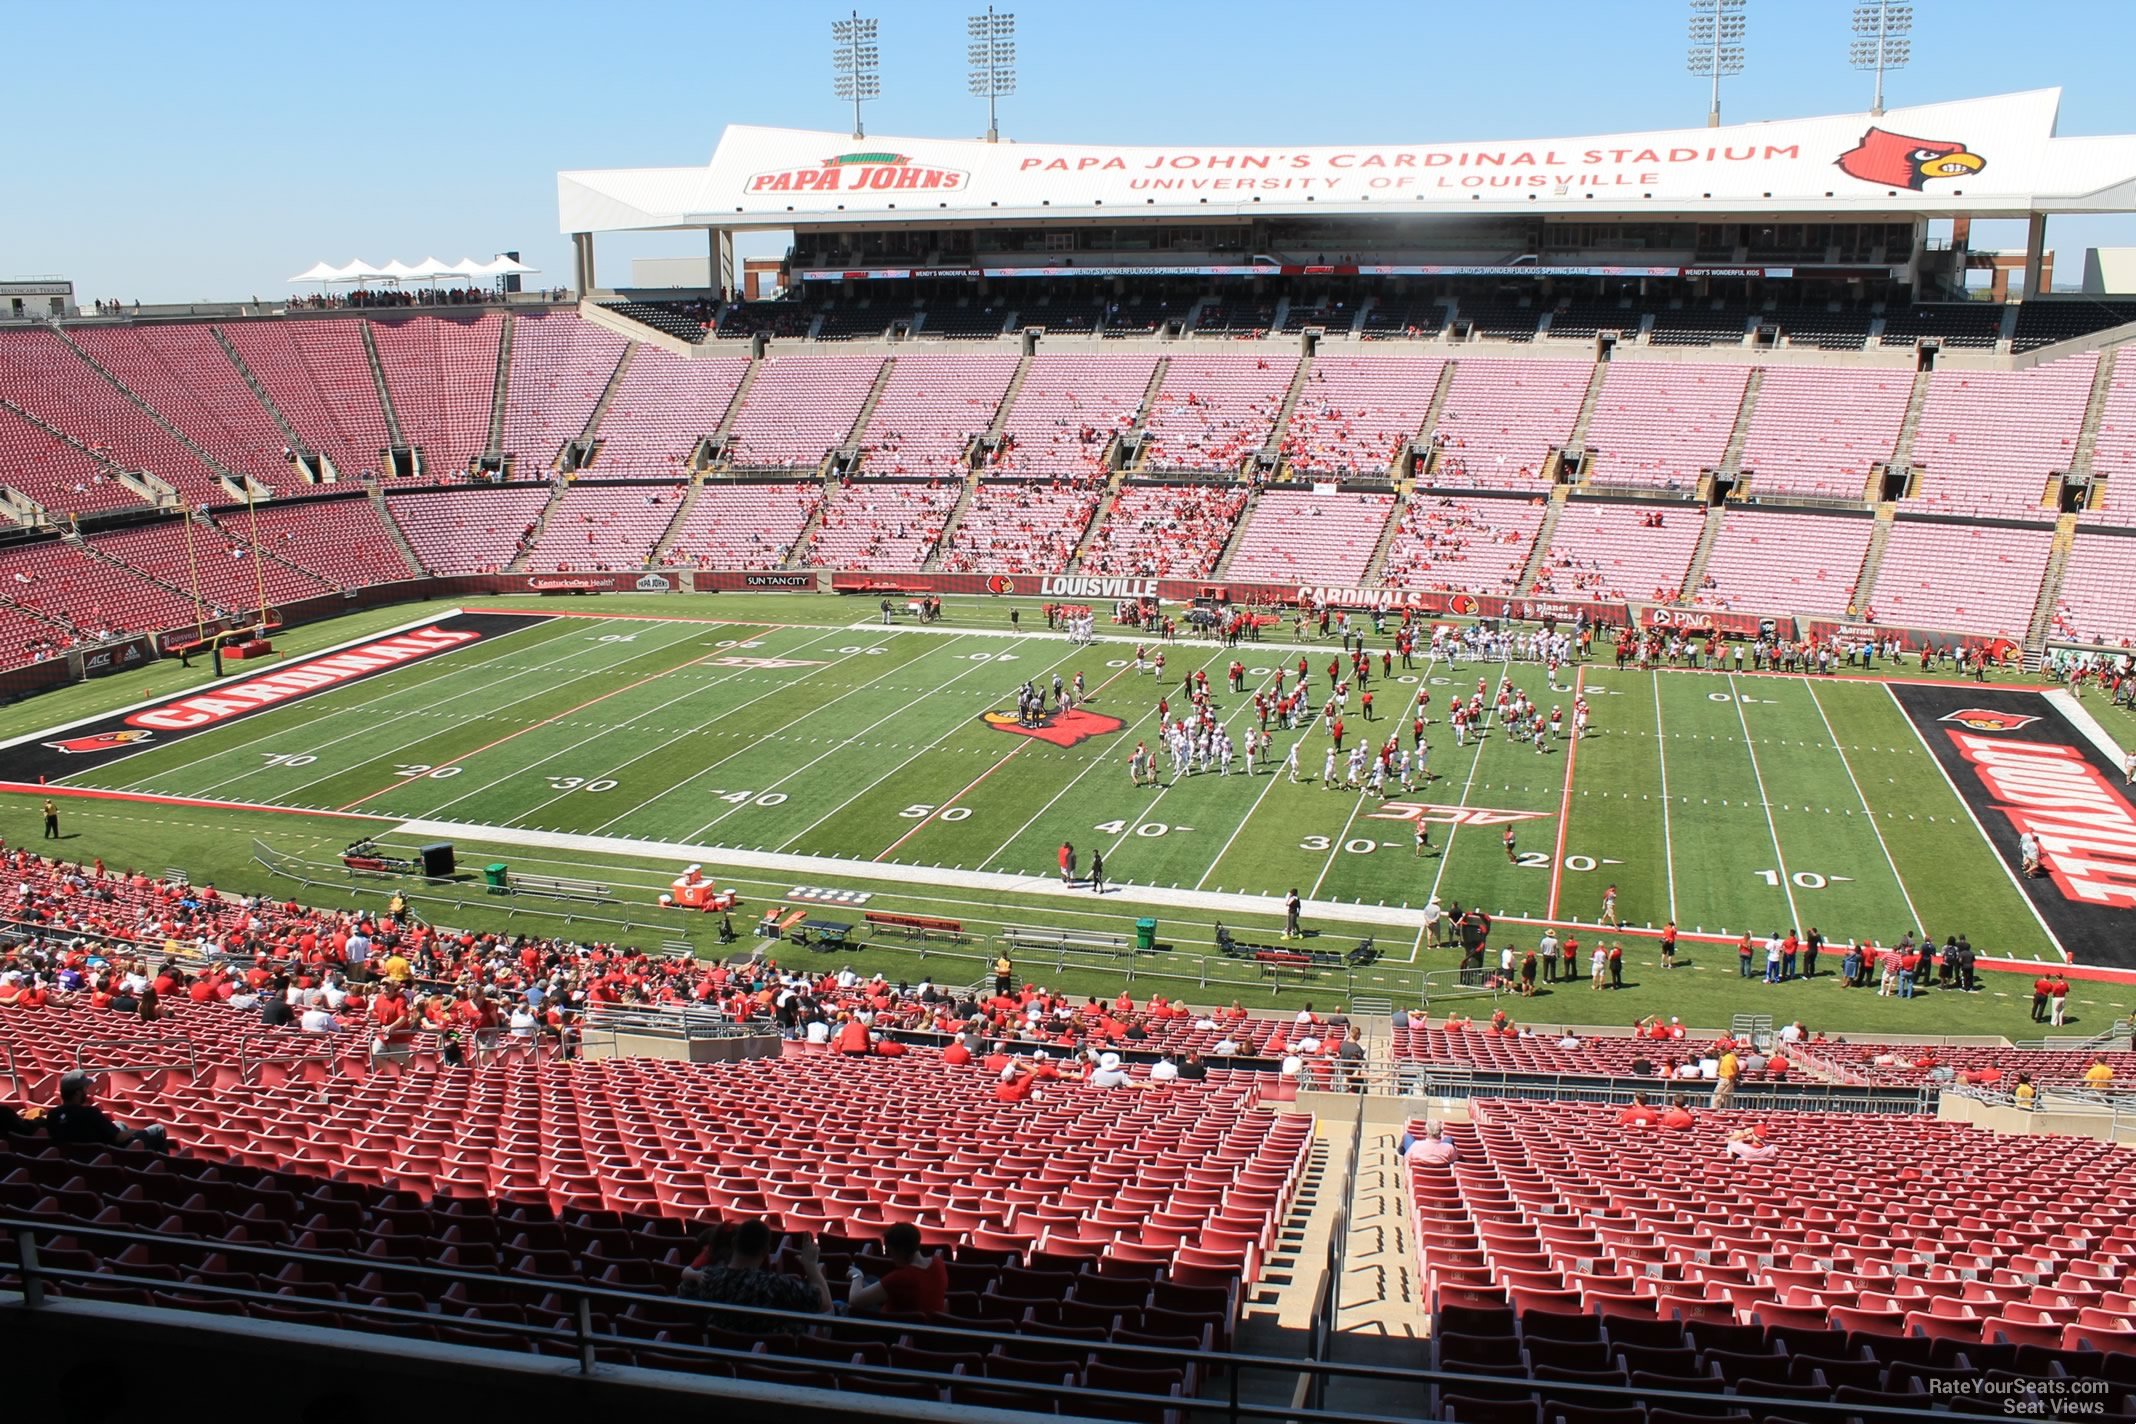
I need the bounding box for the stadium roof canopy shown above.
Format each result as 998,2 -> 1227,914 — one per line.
558,89 -> 2136,236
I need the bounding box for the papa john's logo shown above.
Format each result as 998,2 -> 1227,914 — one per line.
748,151 -> 971,196
1836,127 -> 1985,190
44,729 -> 154,755
981,708 -> 1124,748
1940,708 -> 2039,733
985,575 -> 1016,595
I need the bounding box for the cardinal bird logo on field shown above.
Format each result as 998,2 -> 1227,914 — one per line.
985,575 -> 1016,595
43,729 -> 154,755
1447,593 -> 1479,616
1836,128 -> 1986,190
981,708 -> 1125,747
1940,708 -> 2040,733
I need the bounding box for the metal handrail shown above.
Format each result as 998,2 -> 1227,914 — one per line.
72,1033 -> 197,1080
0,1215 -> 1959,1424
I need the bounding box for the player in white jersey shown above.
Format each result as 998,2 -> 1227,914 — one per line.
1218,735 -> 1234,777
1366,760 -> 1386,798
1287,739 -> 1302,783
1322,746 -> 1338,789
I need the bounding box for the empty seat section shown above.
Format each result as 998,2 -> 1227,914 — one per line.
991,353 -> 1158,480
1533,504 -> 1701,603
1737,366 -> 1910,500
521,484 -> 685,572
238,497 -> 418,587
499,315 -> 626,473
662,483 -> 820,570
1380,495 -> 1546,596
1906,355 -> 2095,521
0,536 -> 194,641
942,482 -> 1103,575
222,321 -> 392,481
859,354 -> 1018,478
805,480 -> 959,571
1141,354 -> 1298,473
370,315 -> 503,474
0,328 -> 224,505
1861,521 -> 2054,635
1281,356 -> 1444,477
1223,490 -> 1394,585
724,355 -> 884,470
591,349 -> 749,479
1080,484 -> 1247,579
70,325 -> 294,491
1425,359 -> 1588,492
387,486 -> 552,574
0,404 -> 146,515
91,521 -> 333,612
1583,362 -> 1749,491
2051,533 -> 2136,646
1690,511 -> 1875,617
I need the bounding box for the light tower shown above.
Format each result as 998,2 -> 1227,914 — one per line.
968,8 -> 1016,144
832,11 -> 880,140
1850,1 -> 1911,116
1687,0 -> 1746,129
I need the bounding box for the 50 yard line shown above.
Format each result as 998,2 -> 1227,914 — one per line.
1726,672 -> 1803,931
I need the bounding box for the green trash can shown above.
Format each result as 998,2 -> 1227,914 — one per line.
1135,918 -> 1158,953
484,862 -> 510,895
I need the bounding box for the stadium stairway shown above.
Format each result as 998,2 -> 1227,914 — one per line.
358,321 -> 406,454
1257,353 -> 1317,467
1717,365 -> 1765,477
1361,490 -> 1411,584
570,340 -> 637,474
503,483 -> 565,572
841,357 -> 898,463
213,325 -> 311,473
986,348 -> 1034,442
1417,360 -> 1458,465
482,312 -> 514,461
0,397 -> 165,512
1566,359 -> 1610,454
1513,486 -> 1571,595
1126,357 -> 1172,468
647,474 -> 705,565
707,353 -> 762,459
53,325 -> 255,502
781,472 -> 834,570
2026,512 -> 2083,652
925,468 -> 982,571
367,484 -> 424,572
1851,501 -> 1898,610
2069,343 -> 2121,483
1680,504 -> 1727,605
1884,365 -> 1936,484
1066,469 -> 1125,570
1212,483 -> 1262,578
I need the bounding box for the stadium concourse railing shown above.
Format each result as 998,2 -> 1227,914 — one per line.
0,1216 -> 1958,1424
1291,1058 -> 1941,1113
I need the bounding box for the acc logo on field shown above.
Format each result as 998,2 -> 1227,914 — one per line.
44,729 -> 154,755
986,575 -> 1016,595
1940,708 -> 2040,733
981,708 -> 1125,748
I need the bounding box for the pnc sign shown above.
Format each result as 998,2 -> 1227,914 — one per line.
749,151 -> 971,196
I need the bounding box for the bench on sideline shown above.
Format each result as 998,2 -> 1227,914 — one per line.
864,910 -> 967,944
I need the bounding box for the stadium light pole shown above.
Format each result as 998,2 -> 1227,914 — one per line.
832,11 -> 881,141
967,8 -> 1016,144
1850,0 -> 1911,116
1687,0 -> 1746,129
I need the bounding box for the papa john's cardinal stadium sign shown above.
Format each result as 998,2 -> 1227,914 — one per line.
559,90 -> 2136,233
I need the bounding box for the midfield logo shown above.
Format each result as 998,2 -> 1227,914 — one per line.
980,708 -> 1125,748
43,729 -> 154,755
1940,708 -> 2040,733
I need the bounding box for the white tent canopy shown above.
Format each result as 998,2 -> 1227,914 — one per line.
286,254 -> 537,285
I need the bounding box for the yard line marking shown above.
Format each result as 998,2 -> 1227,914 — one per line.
1883,681 -> 2066,961
1419,652 -> 1513,908
873,746 -> 1028,862
845,644 -> 1170,863
1804,678 -> 1925,934
509,623 -> 875,831
1183,656 -> 1322,891
332,628 -> 774,811
1545,662 -> 1586,920
1727,672 -> 1802,931
177,617 -> 659,801
1308,650 -> 1451,903
1650,671 -> 1679,921
687,631 -> 1034,844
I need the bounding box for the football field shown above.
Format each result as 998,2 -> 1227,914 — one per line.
12,601 -> 2072,964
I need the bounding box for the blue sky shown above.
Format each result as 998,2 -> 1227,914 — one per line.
4,0 -> 2132,301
